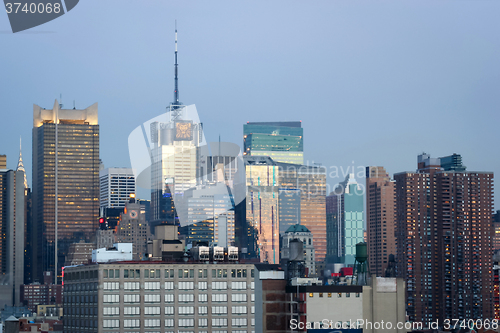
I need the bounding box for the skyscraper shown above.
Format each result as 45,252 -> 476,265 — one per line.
99,167 -> 136,208
395,153 -> 494,324
149,26 -> 204,228
325,174 -> 364,265
236,156 -> 326,263
243,121 -> 304,164
365,166 -> 396,276
32,100 -> 100,283
0,161 -> 25,306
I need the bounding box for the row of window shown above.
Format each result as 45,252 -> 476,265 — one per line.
309,292 -> 361,298
103,268 -> 253,279
104,292 -> 255,305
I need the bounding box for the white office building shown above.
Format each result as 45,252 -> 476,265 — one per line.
99,168 -> 136,208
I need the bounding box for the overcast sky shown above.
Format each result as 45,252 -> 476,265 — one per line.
1,1 -> 499,207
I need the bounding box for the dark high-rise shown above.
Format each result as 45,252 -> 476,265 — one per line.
395,153 -> 494,324
32,100 -> 99,283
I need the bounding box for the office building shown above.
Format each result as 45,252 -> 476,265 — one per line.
281,224 -> 316,276
0,165 -> 25,306
32,100 -> 100,283
326,174 -> 364,265
365,166 -> 396,277
116,198 -> 151,260
237,156 -> 326,263
0,154 -> 6,168
394,153 -> 494,324
63,261 -> 256,333
99,168 -> 136,208
243,121 -> 304,164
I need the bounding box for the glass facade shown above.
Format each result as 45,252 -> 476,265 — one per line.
243,122 -> 304,164
32,104 -> 100,282
245,163 -> 279,264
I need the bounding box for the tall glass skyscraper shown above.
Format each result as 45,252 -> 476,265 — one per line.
236,156 -> 326,263
243,121 -> 303,164
32,100 -> 100,283
327,173 -> 364,265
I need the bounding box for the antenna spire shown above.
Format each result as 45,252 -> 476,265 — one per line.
173,20 -> 180,107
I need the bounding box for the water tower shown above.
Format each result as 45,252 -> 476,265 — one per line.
354,242 -> 369,285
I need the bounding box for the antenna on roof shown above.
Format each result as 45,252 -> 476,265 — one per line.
73,100 -> 76,109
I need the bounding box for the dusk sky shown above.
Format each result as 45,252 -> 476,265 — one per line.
1,1 -> 499,206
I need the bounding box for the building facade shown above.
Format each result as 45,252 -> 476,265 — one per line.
395,153 -> 494,324
243,121 -> 304,165
365,166 -> 396,276
237,157 -> 326,263
99,168 -> 136,209
116,199 -> 152,260
281,225 -> 316,276
32,100 -> 100,282
0,167 -> 25,306
63,262 -> 256,333
326,174 -> 364,265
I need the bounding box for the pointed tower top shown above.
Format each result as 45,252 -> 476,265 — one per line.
16,136 -> 29,188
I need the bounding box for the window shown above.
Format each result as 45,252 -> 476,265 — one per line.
212,318 -> 228,327
232,281 -> 246,290
212,306 -> 227,314
165,269 -> 174,278
309,293 -> 313,298
179,281 -> 194,290
144,319 -> 160,327
178,318 -> 194,327
232,318 -> 248,326
198,306 -> 208,315
123,269 -> 129,278
165,282 -> 174,290
232,306 -> 247,314
328,293 -> 332,298
165,319 -> 174,327
103,294 -> 119,303
212,294 -> 228,302
178,294 -> 194,302
103,319 -> 119,328
338,293 -> 342,298
199,318 -> 208,327
346,293 -> 350,298
232,294 -> 247,302
165,294 -> 174,302
178,306 -> 194,315
198,281 -> 207,290
144,306 -> 160,315
144,294 -> 160,303
123,319 -> 140,328
212,281 -> 227,290
144,282 -> 160,290
165,306 -> 174,315
124,282 -> 139,290
198,294 -> 208,302
103,282 -> 119,290
123,307 -> 140,315
103,307 -> 119,316
319,293 -> 323,298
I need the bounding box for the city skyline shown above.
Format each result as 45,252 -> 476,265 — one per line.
0,1 -> 499,209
